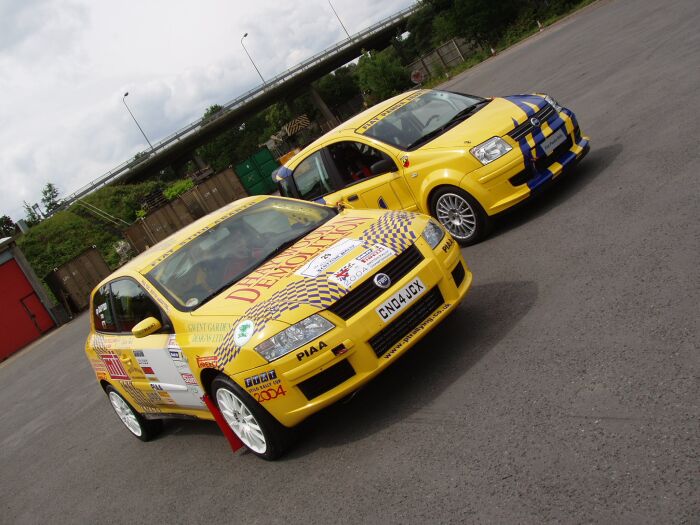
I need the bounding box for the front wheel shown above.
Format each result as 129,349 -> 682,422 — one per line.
430,187 -> 491,246
211,375 -> 290,460
105,385 -> 162,442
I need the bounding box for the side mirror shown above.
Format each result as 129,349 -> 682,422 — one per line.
132,317 -> 162,338
370,159 -> 397,176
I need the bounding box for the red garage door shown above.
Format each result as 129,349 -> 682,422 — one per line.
0,259 -> 55,360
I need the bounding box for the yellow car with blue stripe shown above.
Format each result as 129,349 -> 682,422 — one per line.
276,89 -> 589,245
85,196 -> 471,459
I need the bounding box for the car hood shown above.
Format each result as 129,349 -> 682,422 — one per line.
191,208 -> 428,320
417,95 -> 546,151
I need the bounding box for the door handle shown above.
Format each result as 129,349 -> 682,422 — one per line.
347,194 -> 359,202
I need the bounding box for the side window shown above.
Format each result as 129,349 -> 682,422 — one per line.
92,285 -> 118,333
110,279 -> 163,332
328,141 -> 395,186
292,151 -> 333,200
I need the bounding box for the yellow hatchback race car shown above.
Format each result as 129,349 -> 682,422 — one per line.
276,89 -> 589,245
85,196 -> 471,459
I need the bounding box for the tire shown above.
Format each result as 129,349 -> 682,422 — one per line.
430,186 -> 491,246
211,375 -> 290,460
105,385 -> 163,442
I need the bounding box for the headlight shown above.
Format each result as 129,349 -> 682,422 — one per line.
470,137 -> 512,165
543,94 -> 563,112
422,219 -> 445,249
254,314 -> 334,362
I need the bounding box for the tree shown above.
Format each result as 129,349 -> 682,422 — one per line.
0,215 -> 16,237
315,65 -> 361,111
449,0 -> 521,46
23,201 -> 42,226
355,48 -> 411,105
41,182 -> 61,214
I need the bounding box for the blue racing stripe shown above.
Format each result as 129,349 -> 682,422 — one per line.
504,96 -> 537,117
528,168 -> 553,190
513,94 -> 547,110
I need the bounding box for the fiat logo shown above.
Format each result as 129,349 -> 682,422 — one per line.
530,117 -> 541,127
374,273 -> 391,289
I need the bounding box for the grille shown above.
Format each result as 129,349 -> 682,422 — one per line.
297,359 -> 355,400
368,287 -> 444,358
507,104 -> 557,141
327,244 -> 424,320
451,262 -> 466,287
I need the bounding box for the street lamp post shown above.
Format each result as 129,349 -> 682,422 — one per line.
240,33 -> 265,85
328,1 -> 351,39
122,92 -> 155,152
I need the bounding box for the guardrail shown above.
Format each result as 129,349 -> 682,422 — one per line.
56,4 -> 419,211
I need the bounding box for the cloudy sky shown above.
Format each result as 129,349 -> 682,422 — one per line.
0,0 -> 414,221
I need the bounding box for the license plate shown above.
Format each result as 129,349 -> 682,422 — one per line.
541,128 -> 567,156
376,277 -> 426,322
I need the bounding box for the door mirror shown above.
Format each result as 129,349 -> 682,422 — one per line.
132,317 -> 162,338
370,159 -> 397,176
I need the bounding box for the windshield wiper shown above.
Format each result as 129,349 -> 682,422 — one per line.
406,101 -> 489,150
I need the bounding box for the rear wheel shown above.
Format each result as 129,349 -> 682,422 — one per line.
430,186 -> 491,246
105,385 -> 162,442
211,375 -> 290,460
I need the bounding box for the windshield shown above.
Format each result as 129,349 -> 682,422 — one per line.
145,198 -> 336,310
360,91 -> 485,150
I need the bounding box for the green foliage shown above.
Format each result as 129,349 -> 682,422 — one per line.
0,215 -> 16,237
41,182 -> 61,214
356,48 -> 411,105
71,180 -> 163,224
314,65 -> 361,111
163,179 -> 194,200
16,211 -> 122,279
23,201 -> 41,226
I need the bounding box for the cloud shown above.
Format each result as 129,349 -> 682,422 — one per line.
0,0 -> 415,220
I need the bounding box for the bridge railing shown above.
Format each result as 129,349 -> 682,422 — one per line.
57,4 -> 418,210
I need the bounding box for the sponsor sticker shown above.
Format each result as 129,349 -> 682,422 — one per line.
329,244 -> 395,289
196,355 -> 219,369
295,238 -> 363,278
100,352 -> 129,380
244,369 -> 278,389
181,373 -> 197,385
233,320 -> 255,346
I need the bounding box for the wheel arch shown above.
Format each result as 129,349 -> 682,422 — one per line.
199,368 -> 221,399
418,168 -> 470,214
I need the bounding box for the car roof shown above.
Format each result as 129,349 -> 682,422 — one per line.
284,89 -> 426,167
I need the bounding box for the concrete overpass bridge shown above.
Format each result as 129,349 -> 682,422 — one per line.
59,4 -> 418,211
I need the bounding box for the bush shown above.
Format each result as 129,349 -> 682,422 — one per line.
356,48 -> 412,105
17,211 -> 121,279
163,179 -> 194,201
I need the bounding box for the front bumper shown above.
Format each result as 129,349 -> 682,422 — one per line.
463,107 -> 590,215
234,237 -> 471,427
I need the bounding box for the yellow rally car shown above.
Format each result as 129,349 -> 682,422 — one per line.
85,196 -> 471,459
276,89 -> 590,245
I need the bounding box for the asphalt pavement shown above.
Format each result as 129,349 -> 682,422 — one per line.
1,0 -> 697,522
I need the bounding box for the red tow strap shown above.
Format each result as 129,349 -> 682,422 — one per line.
202,394 -> 244,452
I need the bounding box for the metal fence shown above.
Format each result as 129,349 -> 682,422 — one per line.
408,38 -> 476,80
